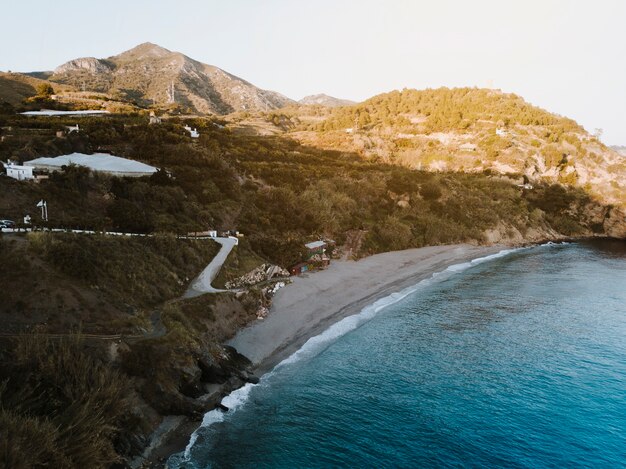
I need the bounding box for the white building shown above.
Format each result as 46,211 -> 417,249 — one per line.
24,153 -> 158,178
20,110 -> 110,117
184,125 -> 200,138
3,161 -> 34,181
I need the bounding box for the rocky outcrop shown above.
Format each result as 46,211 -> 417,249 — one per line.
54,57 -> 113,75
224,263 -> 290,289
603,206 -> 626,238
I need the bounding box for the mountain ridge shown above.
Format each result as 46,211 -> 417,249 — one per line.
299,93 -> 356,107
47,42 -> 294,114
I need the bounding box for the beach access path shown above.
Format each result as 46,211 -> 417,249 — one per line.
229,243 -> 504,372
184,237 -> 237,297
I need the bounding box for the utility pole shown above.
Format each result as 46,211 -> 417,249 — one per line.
36,200 -> 48,221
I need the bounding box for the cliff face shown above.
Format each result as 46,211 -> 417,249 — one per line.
48,42 -> 294,114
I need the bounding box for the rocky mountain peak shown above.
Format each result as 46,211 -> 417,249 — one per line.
113,42 -> 173,61
45,43 -> 294,114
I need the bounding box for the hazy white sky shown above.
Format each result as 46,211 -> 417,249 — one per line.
2,0 -> 625,143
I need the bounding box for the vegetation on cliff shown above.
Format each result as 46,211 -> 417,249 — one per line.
0,84 -> 623,466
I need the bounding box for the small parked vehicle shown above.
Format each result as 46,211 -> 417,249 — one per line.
0,219 -> 16,229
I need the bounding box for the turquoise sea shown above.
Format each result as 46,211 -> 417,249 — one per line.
172,240 -> 626,468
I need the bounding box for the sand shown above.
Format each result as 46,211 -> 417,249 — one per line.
229,243 -> 504,372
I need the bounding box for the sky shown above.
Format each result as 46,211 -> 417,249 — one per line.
2,0 -> 625,144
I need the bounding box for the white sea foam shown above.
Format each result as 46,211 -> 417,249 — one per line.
183,382 -> 257,459
181,246 -> 533,461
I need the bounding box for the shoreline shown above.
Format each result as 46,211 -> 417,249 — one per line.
230,243 -> 506,374
146,243 -> 510,466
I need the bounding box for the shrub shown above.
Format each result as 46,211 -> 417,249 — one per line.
0,334 -> 135,468
420,181 -> 442,200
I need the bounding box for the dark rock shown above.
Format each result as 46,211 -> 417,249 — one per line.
242,372 -> 260,384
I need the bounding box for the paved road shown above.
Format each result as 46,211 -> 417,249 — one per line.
184,237 -> 237,298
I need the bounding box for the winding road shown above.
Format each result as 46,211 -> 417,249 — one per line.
0,233 -> 237,341
184,237 -> 238,298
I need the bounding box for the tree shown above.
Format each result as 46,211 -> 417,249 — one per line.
593,128 -> 603,140
36,83 -> 54,98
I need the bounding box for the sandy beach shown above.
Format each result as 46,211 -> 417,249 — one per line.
229,243 -> 505,372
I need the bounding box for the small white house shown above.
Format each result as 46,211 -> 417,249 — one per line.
459,143 -> 477,152
496,128 -> 507,137
208,230 -> 217,238
3,161 -> 34,181
184,125 -> 200,138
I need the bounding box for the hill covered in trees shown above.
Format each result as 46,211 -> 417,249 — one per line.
288,88 -> 626,211
2,111 -> 620,265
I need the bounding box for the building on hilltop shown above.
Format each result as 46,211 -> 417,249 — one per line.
2,161 -> 34,181
184,125 -> 200,138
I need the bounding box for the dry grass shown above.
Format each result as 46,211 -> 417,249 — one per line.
0,334 -> 137,468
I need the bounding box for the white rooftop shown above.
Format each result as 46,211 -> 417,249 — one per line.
20,109 -> 110,117
305,240 -> 326,249
25,153 -> 158,175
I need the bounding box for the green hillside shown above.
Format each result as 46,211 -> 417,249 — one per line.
319,88 -> 581,133
290,88 -> 626,209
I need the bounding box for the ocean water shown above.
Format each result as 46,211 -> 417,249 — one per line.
172,240 -> 626,468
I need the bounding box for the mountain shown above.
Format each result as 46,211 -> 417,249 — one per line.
610,145 -> 626,156
295,88 -> 626,210
47,42 -> 294,114
299,93 -> 356,107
